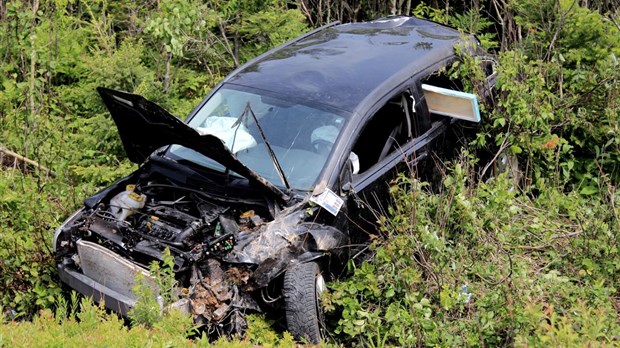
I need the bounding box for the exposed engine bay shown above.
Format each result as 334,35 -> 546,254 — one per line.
80,182 -> 270,270
55,175 -> 292,334
55,165 -> 350,337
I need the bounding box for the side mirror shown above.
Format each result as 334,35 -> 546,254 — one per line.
349,152 -> 360,175
340,152 -> 359,193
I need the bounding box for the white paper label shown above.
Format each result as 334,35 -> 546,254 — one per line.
310,188 -> 344,216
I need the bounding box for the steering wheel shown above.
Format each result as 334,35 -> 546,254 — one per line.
312,139 -> 334,155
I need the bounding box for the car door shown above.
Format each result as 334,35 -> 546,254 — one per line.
342,86 -> 432,240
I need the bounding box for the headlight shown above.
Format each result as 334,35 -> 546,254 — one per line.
52,208 -> 84,252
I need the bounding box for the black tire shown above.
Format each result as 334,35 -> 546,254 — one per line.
283,261 -> 324,344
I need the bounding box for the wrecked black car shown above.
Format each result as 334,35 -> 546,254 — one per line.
53,16 -> 496,343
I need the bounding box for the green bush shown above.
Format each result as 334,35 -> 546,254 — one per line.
128,248 -> 179,328
0,170 -> 68,317
484,1 -> 620,192
325,159 -> 620,346
0,296 -> 199,347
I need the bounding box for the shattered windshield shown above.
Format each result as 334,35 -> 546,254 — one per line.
169,85 -> 346,190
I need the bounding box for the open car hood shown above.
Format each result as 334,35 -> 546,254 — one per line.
97,87 -> 289,202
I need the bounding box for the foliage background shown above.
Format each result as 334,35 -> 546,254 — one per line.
0,0 -> 619,346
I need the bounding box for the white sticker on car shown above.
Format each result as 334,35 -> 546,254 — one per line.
310,188 -> 344,216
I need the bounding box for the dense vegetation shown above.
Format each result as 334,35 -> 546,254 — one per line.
0,0 -> 618,346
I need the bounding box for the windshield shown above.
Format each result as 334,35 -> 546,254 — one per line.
169,85 -> 346,190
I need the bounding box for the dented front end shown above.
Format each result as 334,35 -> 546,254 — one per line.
53,169 -> 348,335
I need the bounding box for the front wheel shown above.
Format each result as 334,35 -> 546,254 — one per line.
283,261 -> 325,344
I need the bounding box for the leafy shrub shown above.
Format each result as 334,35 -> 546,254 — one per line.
325,155 -> 620,346
129,248 -> 179,328
242,314 -> 297,347
0,296 -> 199,347
0,170 -> 67,317
481,1 -> 620,192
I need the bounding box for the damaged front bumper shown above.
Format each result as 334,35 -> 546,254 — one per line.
57,238 -> 264,333
58,239 -> 158,316
58,263 -> 138,316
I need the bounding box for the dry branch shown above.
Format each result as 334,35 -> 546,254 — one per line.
0,144 -> 56,178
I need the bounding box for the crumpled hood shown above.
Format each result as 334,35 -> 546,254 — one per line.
97,87 -> 288,202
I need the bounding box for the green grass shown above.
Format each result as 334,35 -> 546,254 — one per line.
0,298 -> 303,348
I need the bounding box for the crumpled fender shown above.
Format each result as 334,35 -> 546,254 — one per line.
243,222 -> 349,291
295,222 -> 348,251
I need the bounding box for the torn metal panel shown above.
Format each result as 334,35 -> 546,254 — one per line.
225,202 -> 306,265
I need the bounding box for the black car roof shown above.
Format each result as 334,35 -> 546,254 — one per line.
226,16 -> 472,114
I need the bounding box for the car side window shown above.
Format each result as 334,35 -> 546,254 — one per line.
350,91 -> 419,174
